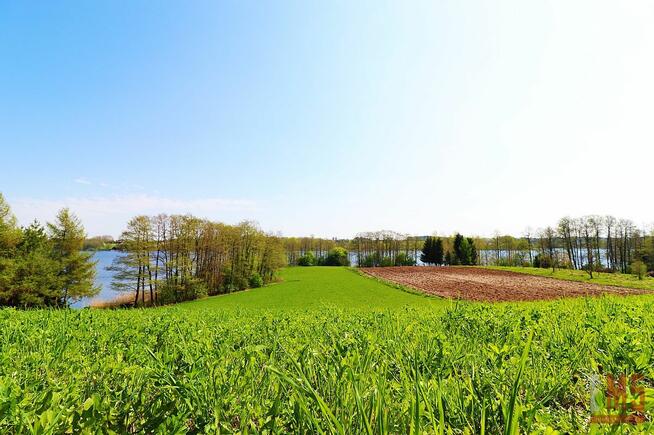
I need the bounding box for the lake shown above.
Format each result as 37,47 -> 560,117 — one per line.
72,250 -> 123,308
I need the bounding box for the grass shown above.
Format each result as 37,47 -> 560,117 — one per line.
181,266 -> 446,311
3,267 -> 654,433
484,265 -> 654,291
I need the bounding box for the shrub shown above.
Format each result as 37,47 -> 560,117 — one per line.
394,252 -> 416,266
325,247 -> 350,266
297,252 -> 316,266
359,252 -> 415,267
533,254 -> 552,269
631,260 -> 648,280
158,279 -> 208,304
249,272 -> 263,288
360,254 -> 378,267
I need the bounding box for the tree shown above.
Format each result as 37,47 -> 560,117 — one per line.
420,236 -> 444,265
452,234 -> 471,265
542,227 -> 557,272
0,193 -> 21,255
110,216 -> 154,306
467,238 -> 478,265
0,194 -> 21,305
48,208 -> 98,306
580,216 -> 599,279
111,214 -> 287,306
351,230 -> 419,267
325,247 -> 350,266
297,251 -> 316,266
394,252 -> 416,266
631,260 -> 647,280
11,221 -> 62,306
420,237 -> 434,265
433,238 -> 444,265
523,227 -> 534,265
642,229 -> 654,273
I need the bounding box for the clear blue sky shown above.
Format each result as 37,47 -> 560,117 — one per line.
2,1 -> 653,238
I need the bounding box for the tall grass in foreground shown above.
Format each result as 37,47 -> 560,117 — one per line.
2,296 -> 654,433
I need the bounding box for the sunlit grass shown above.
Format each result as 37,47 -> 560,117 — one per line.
2,267 -> 654,432
181,266 -> 446,311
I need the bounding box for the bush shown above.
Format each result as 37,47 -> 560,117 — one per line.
360,254 -> 378,267
533,254 -> 553,269
249,272 -> 264,288
631,260 -> 648,280
159,279 -> 208,305
394,252 -> 416,266
297,252 -> 316,266
325,247 -> 350,266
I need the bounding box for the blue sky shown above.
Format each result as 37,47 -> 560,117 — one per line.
2,1 -> 653,238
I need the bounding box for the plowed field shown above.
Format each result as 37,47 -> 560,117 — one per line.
361,266 -> 647,302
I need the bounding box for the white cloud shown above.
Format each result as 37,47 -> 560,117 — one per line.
74,177 -> 92,185
10,194 -> 257,237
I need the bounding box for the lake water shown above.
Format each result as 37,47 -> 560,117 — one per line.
72,250 -> 123,308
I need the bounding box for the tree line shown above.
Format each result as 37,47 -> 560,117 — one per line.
351,231 -> 423,267
0,193 -> 97,307
283,231 -> 480,267
420,234 -> 478,266
475,215 -> 653,277
280,215 -> 653,277
283,237 -> 342,265
2,186 -> 652,309
0,193 -> 288,308
110,215 -> 286,306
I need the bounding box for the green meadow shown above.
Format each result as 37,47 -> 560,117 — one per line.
180,267 -> 442,311
2,267 -> 654,433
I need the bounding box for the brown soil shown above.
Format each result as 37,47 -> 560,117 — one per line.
361,266 -> 647,302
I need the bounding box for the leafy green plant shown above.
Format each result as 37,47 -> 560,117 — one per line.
2,267 -> 654,433
248,272 -> 263,288
297,252 -> 316,266
324,247 -> 350,266
631,260 -> 648,280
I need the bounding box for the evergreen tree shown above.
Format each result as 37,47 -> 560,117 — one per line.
12,221 -> 61,306
451,234 -> 463,265
444,250 -> 452,266
433,238 -> 444,265
460,237 -> 471,265
420,237 -> 434,264
467,237 -> 478,265
452,233 -> 474,265
48,209 -> 98,306
421,236 -> 445,265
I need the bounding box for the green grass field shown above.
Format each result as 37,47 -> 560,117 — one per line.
485,265 -> 654,291
2,267 -> 654,433
181,267 -> 444,311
